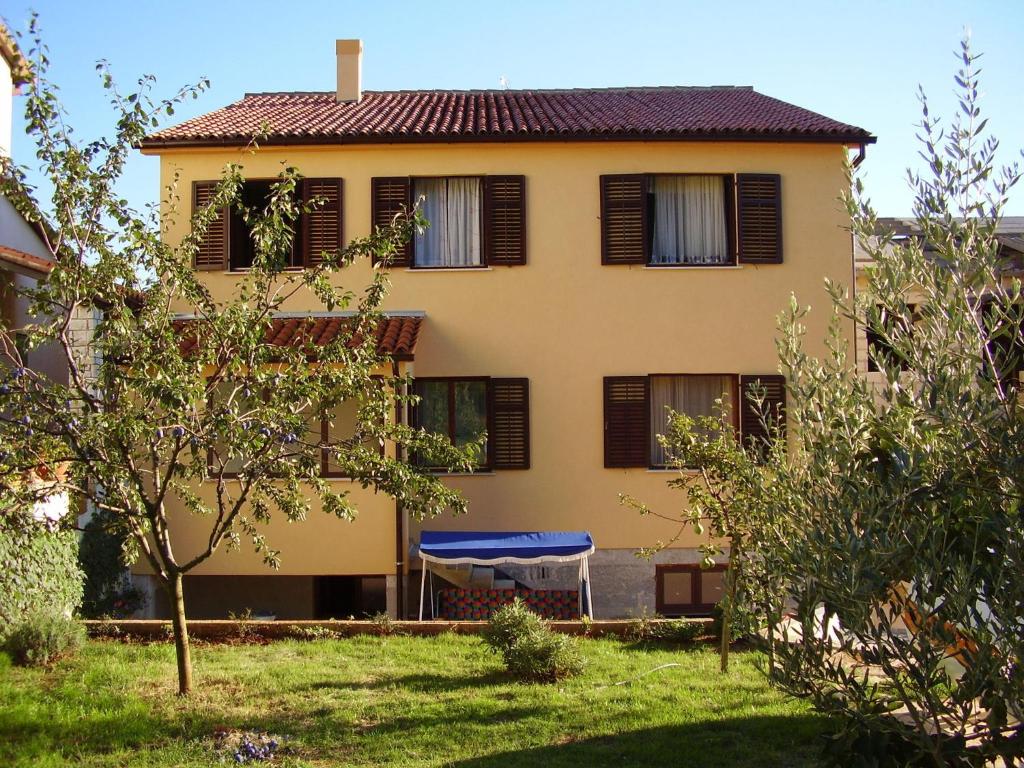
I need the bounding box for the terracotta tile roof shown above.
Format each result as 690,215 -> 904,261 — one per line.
143,87 -> 874,148
175,314 -> 422,360
0,244 -> 54,277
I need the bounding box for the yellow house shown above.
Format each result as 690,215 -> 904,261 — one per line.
136,39 -> 874,620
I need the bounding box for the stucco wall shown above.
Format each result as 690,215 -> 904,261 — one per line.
149,139 -> 856,582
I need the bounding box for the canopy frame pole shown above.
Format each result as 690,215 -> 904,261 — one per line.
429,569 -> 435,619
418,563 -> 427,621
584,556 -> 594,619
578,559 -> 584,618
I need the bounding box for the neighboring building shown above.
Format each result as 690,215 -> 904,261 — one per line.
137,39 -> 874,619
854,216 -> 1024,381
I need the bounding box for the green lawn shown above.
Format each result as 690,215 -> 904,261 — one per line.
0,635 -> 825,767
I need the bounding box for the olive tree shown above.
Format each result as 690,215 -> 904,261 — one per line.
0,24 -> 470,695
633,41 -> 1024,766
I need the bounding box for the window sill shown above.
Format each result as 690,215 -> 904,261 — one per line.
428,471 -> 494,477
642,265 -> 743,270
404,267 -> 492,272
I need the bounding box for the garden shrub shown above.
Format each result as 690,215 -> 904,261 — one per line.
3,611 -> 84,666
482,598 -> 585,682
0,510 -> 83,641
78,511 -> 144,618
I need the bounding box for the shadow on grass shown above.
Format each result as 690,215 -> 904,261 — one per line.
294,669 -> 510,694
449,715 -> 826,768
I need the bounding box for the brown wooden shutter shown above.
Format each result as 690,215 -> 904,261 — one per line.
484,176 -> 526,266
737,174 -> 782,264
192,181 -> 228,270
490,378 -> 530,469
600,175 -> 648,265
371,177 -> 412,267
739,374 -> 786,456
603,376 -> 650,468
301,178 -> 343,266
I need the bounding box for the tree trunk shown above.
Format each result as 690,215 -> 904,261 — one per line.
167,571 -> 193,695
720,547 -> 738,674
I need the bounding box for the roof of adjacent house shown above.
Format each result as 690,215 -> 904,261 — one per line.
0,22 -> 31,86
142,86 -> 875,149
0,243 -> 53,277
855,216 -> 1024,271
174,313 -> 423,360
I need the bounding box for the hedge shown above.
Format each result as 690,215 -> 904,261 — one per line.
0,514 -> 83,641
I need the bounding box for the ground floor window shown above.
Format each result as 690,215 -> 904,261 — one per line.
413,377 -> 490,469
655,564 -> 726,616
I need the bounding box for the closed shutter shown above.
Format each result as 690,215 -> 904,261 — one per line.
600,174 -> 648,265
484,176 -> 526,266
490,378 -> 530,469
739,374 -> 786,456
301,178 -> 343,266
737,174 -> 782,264
371,177 -> 412,267
192,181 -> 228,270
603,376 -> 650,468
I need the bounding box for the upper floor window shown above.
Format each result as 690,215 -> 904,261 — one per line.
371,176 -> 526,268
649,176 -> 731,265
600,173 -> 782,267
192,178 -> 343,272
603,373 -> 785,468
414,178 -> 483,268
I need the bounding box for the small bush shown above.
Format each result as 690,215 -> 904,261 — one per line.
482,598 -> 585,683
481,597 -> 544,653
625,611 -> 705,644
3,612 -> 84,666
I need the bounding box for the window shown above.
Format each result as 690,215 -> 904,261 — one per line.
600,173 -> 781,266
866,304 -> 916,373
371,176 -> 526,268
414,378 -> 489,468
413,178 -> 483,267
192,178 -> 343,272
604,374 -> 785,468
412,377 -> 530,471
656,564 -> 727,616
649,375 -> 736,466
649,176 -> 731,265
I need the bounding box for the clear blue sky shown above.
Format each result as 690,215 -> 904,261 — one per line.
6,0 -> 1024,216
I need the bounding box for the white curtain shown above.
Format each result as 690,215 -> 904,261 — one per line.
413,178 -> 482,267
651,176 -> 729,265
650,375 -> 732,465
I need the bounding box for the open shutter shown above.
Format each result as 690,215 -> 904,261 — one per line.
737,174 -> 782,264
302,178 -> 343,266
490,378 -> 530,469
600,174 -> 648,265
371,177 -> 412,267
484,176 -> 526,266
192,181 -> 228,271
604,376 -> 649,468
739,374 -> 786,456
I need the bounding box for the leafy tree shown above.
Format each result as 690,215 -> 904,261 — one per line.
632,40 -> 1024,766
0,22 -> 470,695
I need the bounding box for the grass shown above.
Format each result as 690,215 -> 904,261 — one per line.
0,635 -> 826,767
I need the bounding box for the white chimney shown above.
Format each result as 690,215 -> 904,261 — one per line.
336,39 -> 362,103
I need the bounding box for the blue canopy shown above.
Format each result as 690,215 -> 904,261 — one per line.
417,531 -> 595,565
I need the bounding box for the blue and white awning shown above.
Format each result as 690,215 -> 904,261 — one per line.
417,530 -> 595,566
